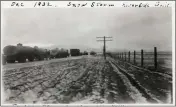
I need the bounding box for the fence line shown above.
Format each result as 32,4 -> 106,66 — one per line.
154,47 -> 157,70
128,51 -> 130,62
117,47 -> 158,70
141,49 -> 144,67
134,50 -> 136,65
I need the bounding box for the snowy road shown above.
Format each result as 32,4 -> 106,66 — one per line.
2,56 -> 84,71
2,56 -> 172,104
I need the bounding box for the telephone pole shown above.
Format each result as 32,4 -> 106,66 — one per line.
96,36 -> 112,60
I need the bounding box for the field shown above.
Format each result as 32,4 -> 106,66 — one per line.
2,55 -> 172,104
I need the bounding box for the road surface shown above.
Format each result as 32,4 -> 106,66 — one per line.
2,56 -> 172,104
2,56 -> 85,71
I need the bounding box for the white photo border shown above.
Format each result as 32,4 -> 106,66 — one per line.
1,1 -> 175,107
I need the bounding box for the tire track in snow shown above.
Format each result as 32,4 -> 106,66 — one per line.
109,60 -> 160,103
103,62 -> 135,103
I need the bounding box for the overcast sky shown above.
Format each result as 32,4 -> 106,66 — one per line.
2,8 -> 172,52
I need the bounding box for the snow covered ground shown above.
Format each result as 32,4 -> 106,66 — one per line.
2,56 -> 173,104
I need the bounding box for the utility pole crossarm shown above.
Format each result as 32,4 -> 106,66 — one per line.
105,37 -> 113,38
96,36 -> 113,60
105,40 -> 113,41
96,40 -> 104,41
96,37 -> 104,38
97,40 -> 113,41
96,36 -> 112,38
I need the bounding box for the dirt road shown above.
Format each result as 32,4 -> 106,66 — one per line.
2,56 -> 84,71
2,56 -> 172,104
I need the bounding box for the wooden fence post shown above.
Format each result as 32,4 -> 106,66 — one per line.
122,52 -> 123,60
119,53 -> 120,59
121,52 -> 122,59
134,50 -> 136,64
154,47 -> 157,70
120,53 -> 121,59
141,49 -> 144,67
121,52 -> 122,60
128,51 -> 130,62
125,52 -> 126,61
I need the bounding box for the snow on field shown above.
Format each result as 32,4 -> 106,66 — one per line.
2,56 -> 105,104
109,61 -> 148,103
2,56 -> 173,104
107,57 -> 172,104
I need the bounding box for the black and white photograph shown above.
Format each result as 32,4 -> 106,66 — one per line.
1,1 -> 175,106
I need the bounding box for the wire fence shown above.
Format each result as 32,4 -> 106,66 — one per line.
110,47 -> 172,71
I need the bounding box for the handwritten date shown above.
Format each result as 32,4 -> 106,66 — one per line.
11,2 -> 24,7
34,2 -> 52,7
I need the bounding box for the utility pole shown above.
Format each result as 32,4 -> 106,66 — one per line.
96,36 -> 112,60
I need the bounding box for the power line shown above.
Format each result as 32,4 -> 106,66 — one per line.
96,36 -> 113,60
